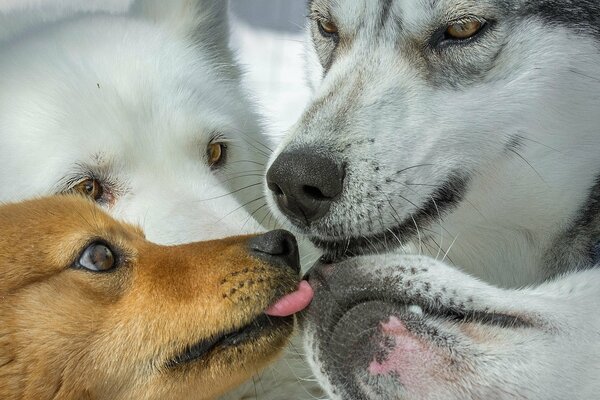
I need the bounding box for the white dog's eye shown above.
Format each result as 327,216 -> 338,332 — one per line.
445,18 -> 485,41
78,243 -> 116,272
71,178 -> 104,201
207,142 -> 227,168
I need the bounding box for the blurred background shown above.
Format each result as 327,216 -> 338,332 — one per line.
1,0 -> 312,137
229,1 -> 311,137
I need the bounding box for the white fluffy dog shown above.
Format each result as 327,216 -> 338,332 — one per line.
0,0 -> 267,244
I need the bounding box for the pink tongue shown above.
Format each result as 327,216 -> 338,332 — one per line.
265,281 -> 314,317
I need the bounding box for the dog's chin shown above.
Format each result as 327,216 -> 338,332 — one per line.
167,314 -> 293,371
308,225 -> 419,263
315,237 -> 400,263
303,261 -> 531,399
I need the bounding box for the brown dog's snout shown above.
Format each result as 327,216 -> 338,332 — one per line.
248,230 -> 300,274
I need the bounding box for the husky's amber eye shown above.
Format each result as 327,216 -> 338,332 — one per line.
78,243 -> 115,272
318,19 -> 339,35
207,142 -> 227,168
446,19 -> 484,40
72,178 -> 104,201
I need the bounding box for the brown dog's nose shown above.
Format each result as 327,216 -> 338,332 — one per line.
248,230 -> 300,273
267,149 -> 344,226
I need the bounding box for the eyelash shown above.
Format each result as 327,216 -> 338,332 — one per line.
61,167 -> 119,205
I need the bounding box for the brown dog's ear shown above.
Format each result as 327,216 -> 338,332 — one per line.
130,0 -> 230,50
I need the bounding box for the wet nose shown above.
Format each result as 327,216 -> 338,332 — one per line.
267,150 -> 344,225
248,230 -> 300,274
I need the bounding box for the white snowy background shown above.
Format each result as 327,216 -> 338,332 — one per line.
1,0 -> 312,137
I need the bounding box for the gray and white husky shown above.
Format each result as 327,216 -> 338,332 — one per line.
266,0 -> 600,398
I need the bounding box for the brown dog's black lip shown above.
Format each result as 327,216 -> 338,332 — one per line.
166,314 -> 290,369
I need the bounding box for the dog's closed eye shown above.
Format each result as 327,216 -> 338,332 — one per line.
76,242 -> 116,272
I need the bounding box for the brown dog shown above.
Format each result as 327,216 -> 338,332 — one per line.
0,195 -> 312,400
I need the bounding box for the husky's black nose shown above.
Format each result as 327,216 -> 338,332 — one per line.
249,230 -> 300,273
267,150 -> 344,225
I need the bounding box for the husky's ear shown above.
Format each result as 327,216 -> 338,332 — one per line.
130,0 -> 230,49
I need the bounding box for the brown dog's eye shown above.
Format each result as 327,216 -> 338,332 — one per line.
318,19 -> 339,36
78,243 -> 116,272
445,19 -> 484,40
72,178 -> 104,201
207,142 -> 227,168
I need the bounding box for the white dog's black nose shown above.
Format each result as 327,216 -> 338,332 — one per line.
267,150 -> 344,225
248,230 -> 300,273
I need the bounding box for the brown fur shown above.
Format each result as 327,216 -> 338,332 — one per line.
0,195 -> 298,400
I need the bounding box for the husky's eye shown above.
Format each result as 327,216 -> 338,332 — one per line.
72,178 -> 104,201
445,18 -> 484,41
78,243 -> 116,273
207,142 -> 227,168
318,19 -> 339,36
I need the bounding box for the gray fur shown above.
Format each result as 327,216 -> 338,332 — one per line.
545,176 -> 600,278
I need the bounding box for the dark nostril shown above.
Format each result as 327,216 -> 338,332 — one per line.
302,185 -> 328,201
248,230 -> 300,274
268,181 -> 284,196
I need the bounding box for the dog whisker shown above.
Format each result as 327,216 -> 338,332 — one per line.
227,160 -> 267,167
256,205 -> 274,229
196,182 -> 263,202
394,163 -> 436,176
228,141 -> 271,159
243,202 -> 270,231
223,173 -> 265,183
442,233 -> 461,264
216,196 -> 266,225
227,126 -> 274,154
513,133 -> 564,155
507,148 -> 548,186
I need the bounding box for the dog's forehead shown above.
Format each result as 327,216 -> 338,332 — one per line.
310,0 -> 500,28
311,0 -> 599,37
